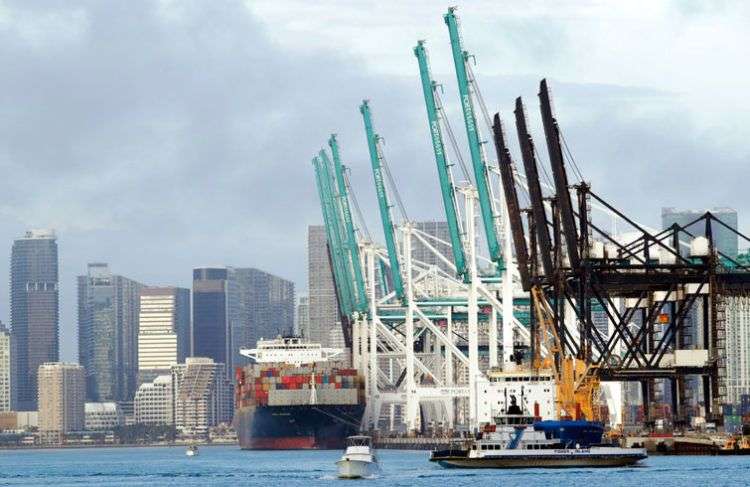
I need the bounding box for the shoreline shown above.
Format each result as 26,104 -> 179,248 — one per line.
0,440 -> 238,452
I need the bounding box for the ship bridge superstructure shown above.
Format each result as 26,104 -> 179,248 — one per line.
240,336 -> 343,367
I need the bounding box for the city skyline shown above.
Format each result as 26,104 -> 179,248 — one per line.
1,2 -> 749,366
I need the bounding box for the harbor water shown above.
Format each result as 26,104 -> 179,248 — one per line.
1,445 -> 749,486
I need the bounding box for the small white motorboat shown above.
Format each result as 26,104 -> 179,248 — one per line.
186,444 -> 199,457
336,435 -> 379,479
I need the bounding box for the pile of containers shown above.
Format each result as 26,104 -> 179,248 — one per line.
235,365 -> 361,409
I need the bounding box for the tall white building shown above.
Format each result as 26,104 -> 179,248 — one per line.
725,296 -> 750,405
0,323 -> 11,412
134,375 -> 173,425
138,287 -> 190,384
307,225 -> 339,347
172,358 -> 232,437
38,363 -> 85,441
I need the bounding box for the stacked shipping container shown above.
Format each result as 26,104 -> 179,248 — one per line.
235,365 -> 361,409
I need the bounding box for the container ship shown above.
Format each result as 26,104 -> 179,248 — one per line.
234,336 -> 365,449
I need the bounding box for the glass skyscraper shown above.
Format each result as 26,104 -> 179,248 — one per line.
661,207 -> 738,259
192,267 -> 295,376
11,229 -> 59,411
192,267 -> 234,378
77,263 -> 143,402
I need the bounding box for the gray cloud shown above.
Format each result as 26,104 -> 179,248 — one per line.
0,1 -> 747,361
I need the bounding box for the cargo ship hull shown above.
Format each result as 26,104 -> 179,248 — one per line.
234,337 -> 365,451
235,403 -> 365,450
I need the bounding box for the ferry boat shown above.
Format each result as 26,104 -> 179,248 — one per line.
430,396 -> 647,468
336,436 -> 379,479
234,336 -> 365,450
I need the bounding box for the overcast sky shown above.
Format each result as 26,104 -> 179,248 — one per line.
1,0 -> 748,361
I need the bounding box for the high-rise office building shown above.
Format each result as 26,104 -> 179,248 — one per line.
11,230 -> 59,411
307,225 -> 339,347
172,357 -> 232,436
661,207 -> 738,259
192,267 -> 236,377
296,296 -> 309,336
725,296 -> 750,405
0,323 -> 11,412
138,287 -> 190,384
411,221 -> 453,275
77,263 -> 143,402
38,362 -> 85,442
192,267 -> 294,374
234,268 -> 295,351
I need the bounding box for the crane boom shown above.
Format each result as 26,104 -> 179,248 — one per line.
359,100 -> 405,301
539,79 -> 580,268
414,40 -> 467,279
312,156 -> 353,317
444,6 -> 503,271
492,113 -> 531,291
514,97 -> 555,277
329,135 -> 368,313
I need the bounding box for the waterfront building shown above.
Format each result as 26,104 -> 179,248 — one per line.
77,263 -> 143,402
307,225 -> 339,347
11,230 -> 59,411
234,267 -> 295,351
137,287 -> 190,384
725,296 -> 750,405
37,362 -> 85,441
0,322 -> 11,412
172,357 -> 232,436
296,295 -> 309,336
84,402 -> 123,430
133,375 -> 173,425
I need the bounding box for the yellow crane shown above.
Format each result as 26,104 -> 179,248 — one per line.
531,286 -> 600,421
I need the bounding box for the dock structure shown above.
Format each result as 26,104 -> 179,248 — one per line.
308,7 -> 750,436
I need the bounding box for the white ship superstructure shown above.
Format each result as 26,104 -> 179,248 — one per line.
240,336 -> 342,366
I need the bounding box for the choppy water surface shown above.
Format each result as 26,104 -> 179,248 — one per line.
0,446 -> 749,486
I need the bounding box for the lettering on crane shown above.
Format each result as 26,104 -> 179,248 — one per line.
462,94 -> 476,134
430,120 -> 443,157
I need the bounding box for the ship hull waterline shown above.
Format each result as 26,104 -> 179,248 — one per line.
235,403 -> 365,450
431,451 -> 647,469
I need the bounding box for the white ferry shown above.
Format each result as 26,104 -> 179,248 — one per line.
430,397 -> 646,469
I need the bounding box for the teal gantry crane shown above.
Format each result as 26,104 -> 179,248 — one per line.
444,6 -> 504,272
414,40 -> 467,280
359,100 -> 405,302
328,134 -> 368,314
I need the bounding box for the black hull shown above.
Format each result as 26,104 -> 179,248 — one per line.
234,403 -> 365,450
